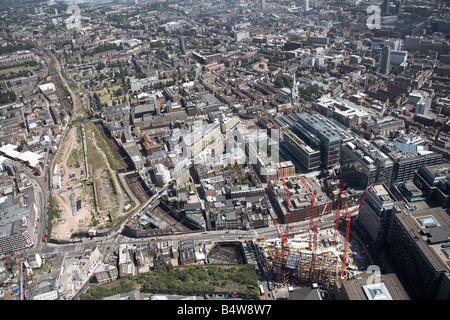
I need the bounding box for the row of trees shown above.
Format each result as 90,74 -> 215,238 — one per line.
134,263 -> 259,297
0,91 -> 16,105
47,195 -> 62,236
80,263 -> 260,300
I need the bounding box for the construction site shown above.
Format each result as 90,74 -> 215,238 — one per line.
257,157 -> 375,290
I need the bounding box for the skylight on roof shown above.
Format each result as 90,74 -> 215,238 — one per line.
417,216 -> 438,228
362,283 -> 393,300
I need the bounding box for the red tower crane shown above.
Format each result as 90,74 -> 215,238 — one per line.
278,161 -> 291,233
310,203 -> 329,264
269,162 -> 292,284
340,183 -> 377,274
299,176 -> 316,251
326,148 -> 346,244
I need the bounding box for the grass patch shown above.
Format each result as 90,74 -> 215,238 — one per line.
67,148 -> 83,167
84,121 -> 124,172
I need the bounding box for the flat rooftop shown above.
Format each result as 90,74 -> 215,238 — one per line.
394,203 -> 450,273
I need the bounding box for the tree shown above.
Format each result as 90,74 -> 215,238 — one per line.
96,62 -> 105,71
274,76 -> 284,88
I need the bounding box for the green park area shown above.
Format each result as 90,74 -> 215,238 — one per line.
80,264 -> 259,300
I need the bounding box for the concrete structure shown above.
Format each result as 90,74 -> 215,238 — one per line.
303,0 -> 310,12
95,264 -> 119,284
334,272 -> 410,300
0,208 -> 35,254
340,138 -> 393,189
415,164 -> 450,211
281,126 -> 320,172
380,46 -> 391,75
390,51 -> 408,66
381,142 -> 442,185
294,112 -> 341,170
27,253 -> 42,268
386,204 -> 450,300
155,163 -> 171,184
181,123 -> 221,158
280,112 -> 344,172
406,90 -> 432,115
355,184 -> 397,249
313,96 -> 371,127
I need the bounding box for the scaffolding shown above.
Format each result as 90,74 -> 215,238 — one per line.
272,249 -> 340,289
260,229 -> 344,289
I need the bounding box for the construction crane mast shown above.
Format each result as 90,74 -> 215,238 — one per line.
311,203 -> 329,264
299,176 -> 316,251
326,148 -> 346,244
340,183 -> 377,274
270,161 -> 292,284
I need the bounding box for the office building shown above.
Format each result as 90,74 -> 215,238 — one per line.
0,197 -> 36,255
415,164 -> 450,211
334,272 -> 410,300
390,51 -> 408,66
181,123 -> 221,158
406,90 -> 432,115
155,163 -> 171,184
304,0 -> 310,12
395,0 -> 402,15
384,39 -> 402,51
404,36 -> 422,51
355,184 -> 397,249
340,138 -> 393,189
95,264 -> 119,284
178,36 -> 186,53
380,46 -> 391,74
268,176 -> 332,224
381,142 -> 442,185
381,0 -> 390,14
313,96 -> 371,127
385,204 -> 450,300
294,112 -> 341,170
281,126 -> 321,172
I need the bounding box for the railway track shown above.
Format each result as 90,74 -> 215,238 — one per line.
41,49 -> 73,113
125,173 -> 151,203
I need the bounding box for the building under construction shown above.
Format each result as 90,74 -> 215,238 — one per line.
259,228 -> 349,289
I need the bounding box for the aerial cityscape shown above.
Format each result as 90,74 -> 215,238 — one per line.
0,0 -> 449,304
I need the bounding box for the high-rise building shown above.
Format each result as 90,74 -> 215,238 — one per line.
381,0 -> 390,14
295,112 -> 341,170
404,36 -> 422,51
380,46 -> 391,74
385,204 -> 450,300
178,36 -> 186,53
340,138 -> 393,189
395,0 -> 402,15
355,184 -> 397,250
261,0 -> 266,10
303,0 -> 310,12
